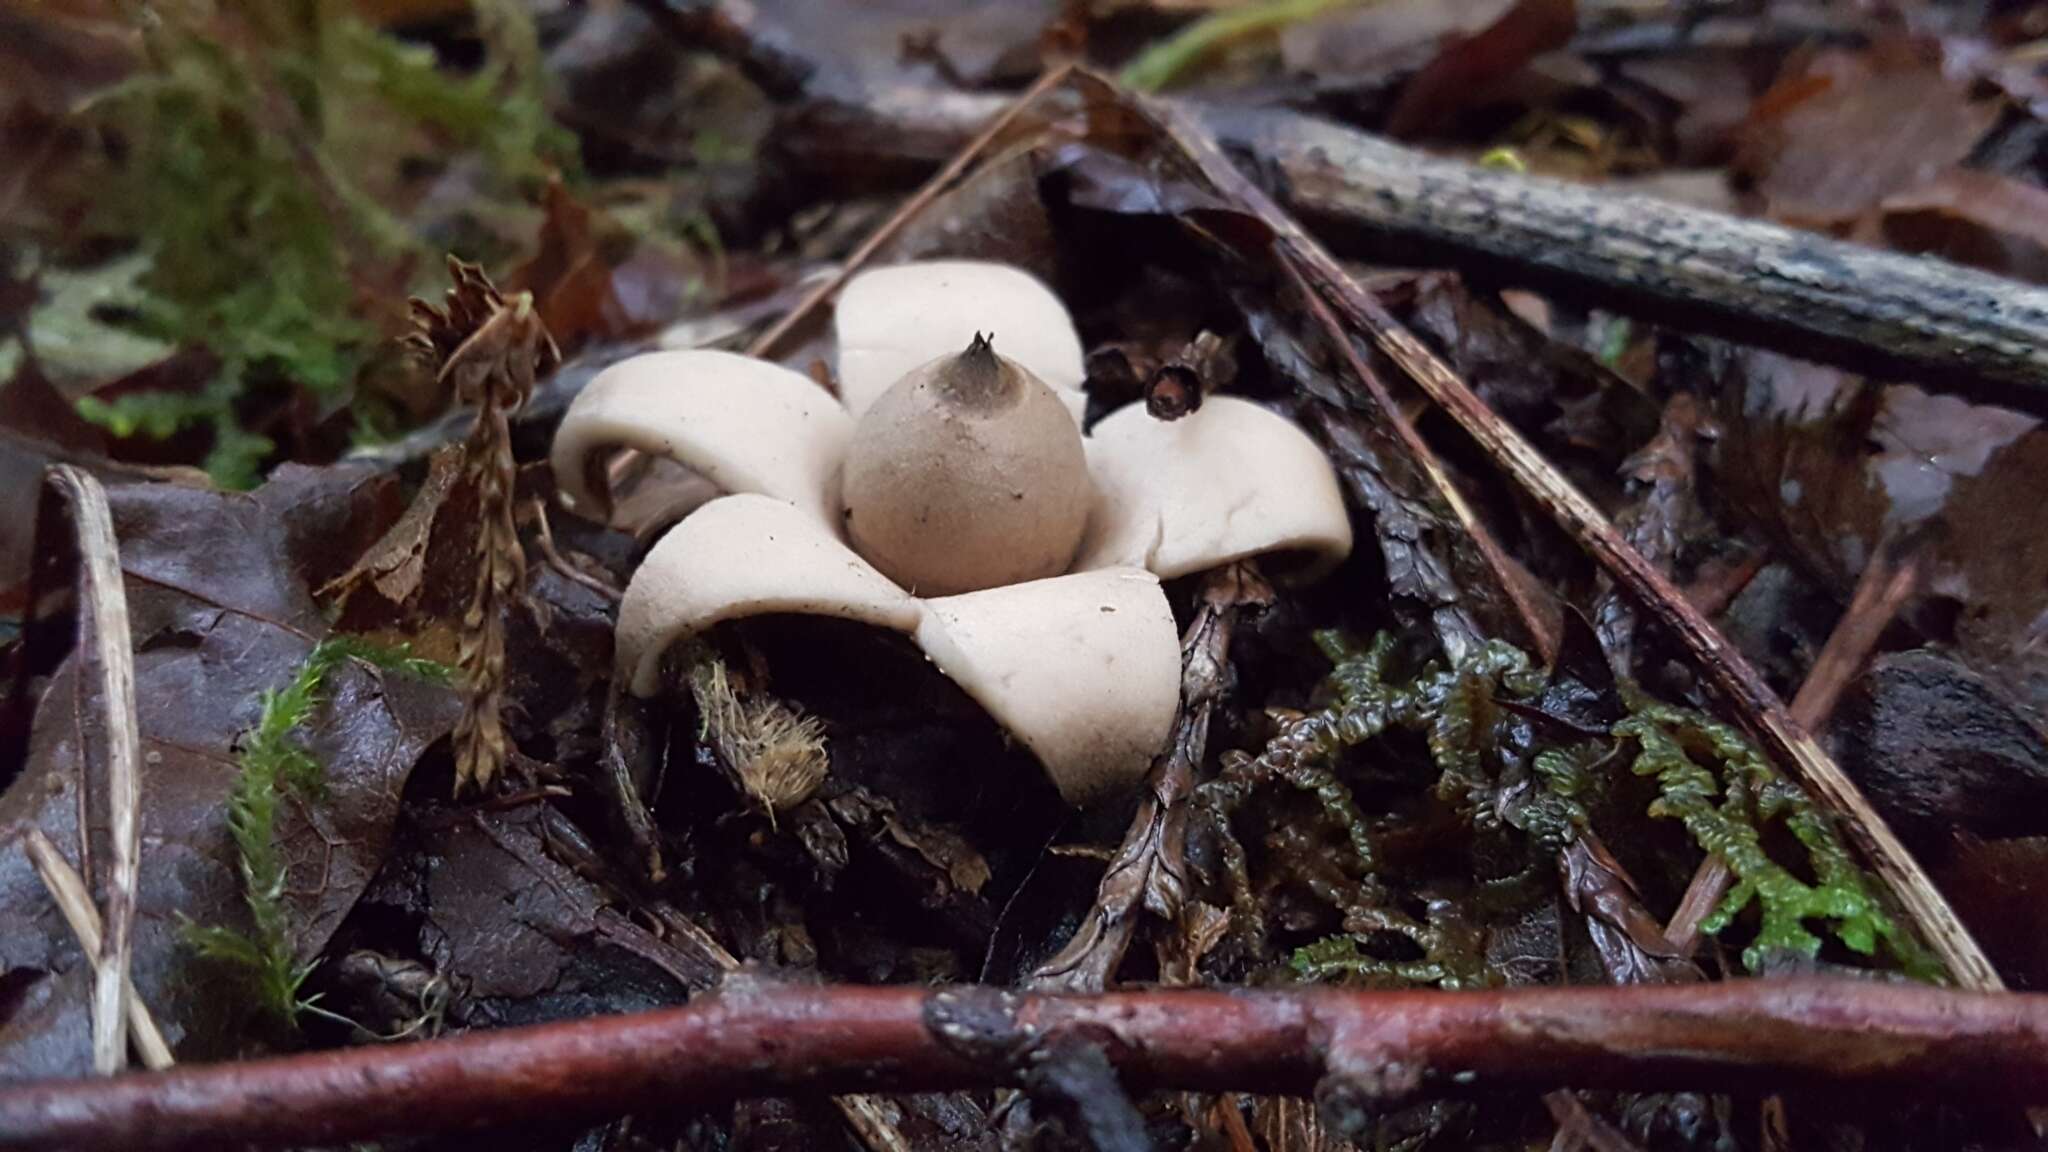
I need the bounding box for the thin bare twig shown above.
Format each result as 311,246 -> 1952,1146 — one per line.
7,980 -> 2048,1152
1544,1090 -> 1645,1152
41,466 -> 142,1075
1029,562 -> 1271,992
1288,262 -> 1558,662
745,60 -> 1076,361
1788,542 -> 1924,735
529,497 -> 622,602
20,829 -> 173,1071
1116,86 -> 2003,992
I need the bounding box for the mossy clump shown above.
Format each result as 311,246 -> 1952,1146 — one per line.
1616,698 -> 1934,976
77,0 -> 573,487
1214,630 -> 1932,987
184,636 -> 447,1028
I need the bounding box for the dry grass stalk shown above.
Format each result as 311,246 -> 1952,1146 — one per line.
21,829 -> 174,1070
406,257 -> 560,794
40,466 -> 143,1074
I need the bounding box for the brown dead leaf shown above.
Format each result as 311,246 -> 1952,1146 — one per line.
508,179 -> 632,354
1386,0 -> 1578,137
1879,167 -> 2048,284
1738,45 -> 1999,229
1712,348 -> 2048,720
319,445 -> 469,618
0,465 -> 459,1074
1282,0 -> 1512,88
1560,839 -> 1697,986
1617,55 -> 1764,164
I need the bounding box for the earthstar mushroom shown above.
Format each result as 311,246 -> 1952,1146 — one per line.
841,333 -> 1092,595
552,260 -> 1354,803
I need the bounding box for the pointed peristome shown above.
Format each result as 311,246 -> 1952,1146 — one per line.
942,332 -> 1008,407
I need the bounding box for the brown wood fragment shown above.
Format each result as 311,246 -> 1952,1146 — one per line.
7,981 -> 2048,1152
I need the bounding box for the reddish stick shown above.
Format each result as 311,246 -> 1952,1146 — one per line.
4,981 -> 2047,1151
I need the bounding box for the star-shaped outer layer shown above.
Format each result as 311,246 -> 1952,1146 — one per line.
551,261 -> 1354,804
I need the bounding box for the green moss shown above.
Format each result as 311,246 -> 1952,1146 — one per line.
1616,699 -> 1935,976
1290,935 -> 1447,986
77,0 -> 573,487
1214,630 -> 1934,984
184,635 -> 448,1028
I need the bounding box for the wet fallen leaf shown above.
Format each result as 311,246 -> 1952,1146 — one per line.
1560,838 -> 1695,986
382,805 -> 706,1024
1711,346 -> 2048,719
508,180 -> 628,353
0,463 -> 458,1074
1386,0 -> 1577,137
1878,167 -> 2048,284
1737,45 -> 1999,229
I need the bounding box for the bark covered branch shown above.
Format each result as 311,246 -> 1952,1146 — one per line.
4,980 -> 2047,1151
1204,102 -> 2048,416
653,0 -> 2048,415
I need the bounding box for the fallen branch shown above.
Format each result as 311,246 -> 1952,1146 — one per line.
642,0 -> 2048,414
1198,102 -> 2048,416
4,980 -> 2046,1152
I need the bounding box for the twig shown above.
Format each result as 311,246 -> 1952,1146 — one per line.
1660,860 -> 1729,961
744,60 -> 1076,361
40,466 -> 142,1076
1115,89 -> 2005,992
722,49 -> 2048,412
6,980 -> 2048,1151
1664,541 -> 1924,956
1289,262 -> 1558,662
1029,562 -> 1270,991
1787,543 -> 1924,735
529,497 -> 622,602
20,830 -> 174,1071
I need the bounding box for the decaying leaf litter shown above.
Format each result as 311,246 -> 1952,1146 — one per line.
5,2 -> 2048,1150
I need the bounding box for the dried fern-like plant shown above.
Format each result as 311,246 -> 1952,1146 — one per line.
407,257 -> 560,794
